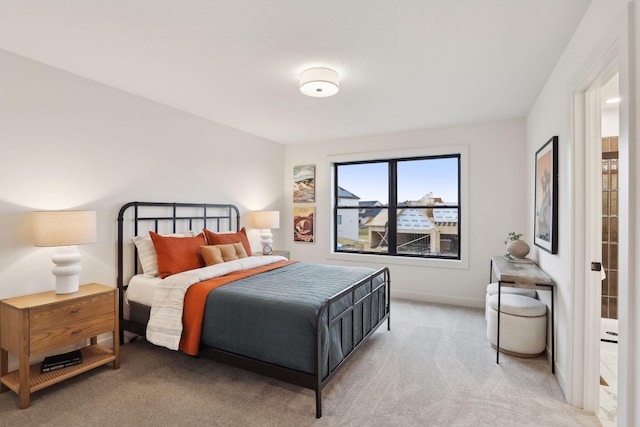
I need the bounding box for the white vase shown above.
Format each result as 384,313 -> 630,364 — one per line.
506,239 -> 530,259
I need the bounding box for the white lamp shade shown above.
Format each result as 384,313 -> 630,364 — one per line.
299,67 -> 339,97
32,210 -> 97,294
252,211 -> 280,229
32,210 -> 97,247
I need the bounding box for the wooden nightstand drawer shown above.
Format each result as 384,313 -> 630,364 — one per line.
30,293 -> 113,331
30,315 -> 115,355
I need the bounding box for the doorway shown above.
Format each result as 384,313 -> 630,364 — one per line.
597,73 -> 619,426
573,50 -> 626,425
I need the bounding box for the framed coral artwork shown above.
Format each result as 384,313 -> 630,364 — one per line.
293,207 -> 314,243
534,136 -> 558,254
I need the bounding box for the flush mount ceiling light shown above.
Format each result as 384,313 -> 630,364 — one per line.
299,67 -> 339,97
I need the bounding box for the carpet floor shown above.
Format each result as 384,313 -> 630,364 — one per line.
0,299 -> 600,426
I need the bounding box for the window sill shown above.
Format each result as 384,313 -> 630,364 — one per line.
326,251 -> 469,269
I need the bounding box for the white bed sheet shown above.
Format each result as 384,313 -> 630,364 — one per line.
125,274 -> 163,307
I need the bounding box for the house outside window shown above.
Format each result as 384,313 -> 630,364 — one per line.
334,155 -> 460,259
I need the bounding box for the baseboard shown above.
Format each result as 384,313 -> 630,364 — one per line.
391,291 -> 484,309
98,334 -> 114,348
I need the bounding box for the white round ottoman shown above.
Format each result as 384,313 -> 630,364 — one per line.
485,282 -> 537,321
486,293 -> 547,357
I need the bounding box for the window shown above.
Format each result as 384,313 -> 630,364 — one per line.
334,155 -> 460,259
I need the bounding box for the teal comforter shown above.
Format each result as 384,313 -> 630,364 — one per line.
200,262 -> 385,377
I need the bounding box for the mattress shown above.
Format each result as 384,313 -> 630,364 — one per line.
200,262 -> 385,377
125,274 -> 162,307
126,262 -> 386,379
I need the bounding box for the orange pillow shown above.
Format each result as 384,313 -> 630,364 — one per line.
203,227 -> 252,256
149,231 -> 206,278
200,243 -> 248,266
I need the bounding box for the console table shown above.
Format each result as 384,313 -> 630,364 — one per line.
489,256 -> 555,373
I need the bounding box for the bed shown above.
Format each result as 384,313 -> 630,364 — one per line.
116,201 -> 390,417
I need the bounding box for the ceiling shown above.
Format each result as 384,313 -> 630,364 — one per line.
0,1 -> 592,144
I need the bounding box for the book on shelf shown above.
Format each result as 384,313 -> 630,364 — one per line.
503,254 -> 534,264
41,359 -> 83,373
41,349 -> 83,373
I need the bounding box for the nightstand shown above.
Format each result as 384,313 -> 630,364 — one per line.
0,283 -> 120,408
253,250 -> 290,259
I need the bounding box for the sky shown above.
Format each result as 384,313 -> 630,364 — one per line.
337,157 -> 459,204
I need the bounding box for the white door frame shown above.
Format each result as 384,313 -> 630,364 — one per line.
570,4 -> 635,424
572,48 -> 619,413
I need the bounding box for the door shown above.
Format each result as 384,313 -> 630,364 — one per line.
577,65 -> 623,427
572,56 -> 618,417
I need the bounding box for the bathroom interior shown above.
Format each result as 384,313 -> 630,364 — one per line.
598,72 -> 619,427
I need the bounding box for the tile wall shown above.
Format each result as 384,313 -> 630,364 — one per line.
601,136 -> 618,319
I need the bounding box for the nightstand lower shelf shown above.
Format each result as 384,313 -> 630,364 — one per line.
1,345 -> 116,394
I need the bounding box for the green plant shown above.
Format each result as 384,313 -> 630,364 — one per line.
504,232 -> 523,245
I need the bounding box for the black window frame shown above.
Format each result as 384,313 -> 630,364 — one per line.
333,154 -> 461,260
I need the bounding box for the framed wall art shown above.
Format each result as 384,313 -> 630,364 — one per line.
293,164 -> 315,203
534,136 -> 558,254
293,206 -> 314,243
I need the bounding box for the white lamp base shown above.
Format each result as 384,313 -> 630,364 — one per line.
51,246 -> 81,294
260,229 -> 273,255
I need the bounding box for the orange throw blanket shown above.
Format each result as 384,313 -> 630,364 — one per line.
179,259 -> 295,355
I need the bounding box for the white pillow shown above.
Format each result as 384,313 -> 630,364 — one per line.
132,231 -> 196,277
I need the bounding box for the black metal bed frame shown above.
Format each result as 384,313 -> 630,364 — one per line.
116,201 -> 391,418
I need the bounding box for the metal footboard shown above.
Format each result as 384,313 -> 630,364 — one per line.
315,266 -> 391,418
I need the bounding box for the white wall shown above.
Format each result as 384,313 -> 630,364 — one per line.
601,108 -> 620,137
0,49 -> 285,300
285,118 -> 527,308
630,6 -> 640,424
526,0 -> 638,423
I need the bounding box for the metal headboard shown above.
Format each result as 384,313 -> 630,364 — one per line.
116,201 -> 240,325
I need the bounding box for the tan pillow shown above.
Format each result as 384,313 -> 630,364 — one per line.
201,243 -> 248,266
203,227 -> 252,257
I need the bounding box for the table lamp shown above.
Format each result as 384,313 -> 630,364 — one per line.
32,210 -> 97,294
251,210 -> 280,255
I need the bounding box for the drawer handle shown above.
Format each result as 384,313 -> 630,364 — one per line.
70,309 -> 82,314
71,330 -> 82,335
